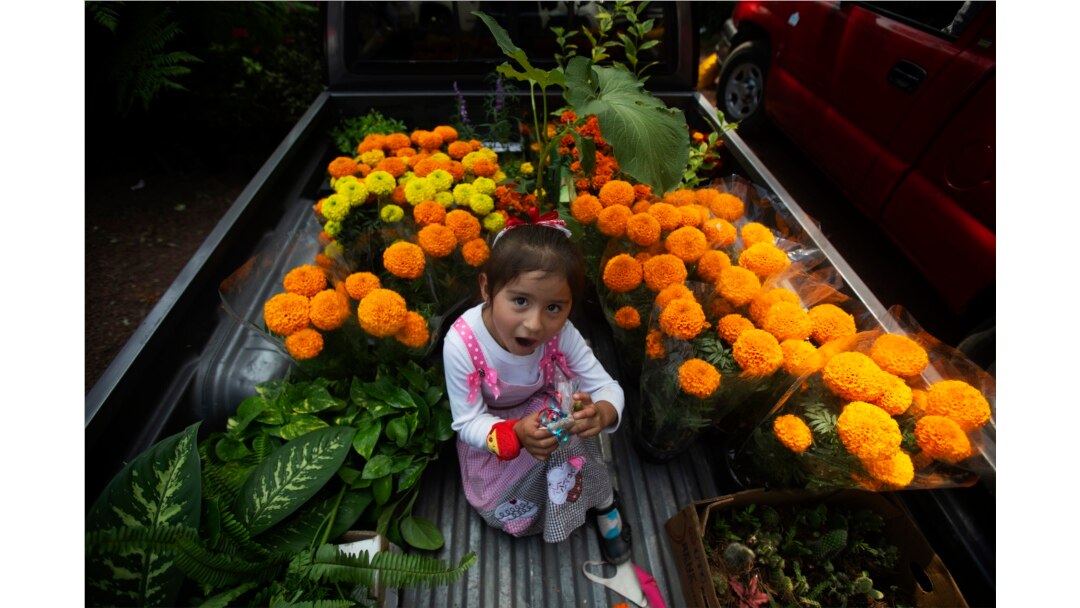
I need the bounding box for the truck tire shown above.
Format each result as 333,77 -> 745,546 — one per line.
716,41 -> 769,135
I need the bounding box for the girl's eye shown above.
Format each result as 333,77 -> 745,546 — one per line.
546,304 -> 562,313
512,297 -> 528,306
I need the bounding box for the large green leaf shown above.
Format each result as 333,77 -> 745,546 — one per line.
399,515 -> 444,550
292,383 -> 344,414
278,414 -> 331,440
362,376 -> 419,410
564,56 -> 689,193
473,11 -> 565,88
352,416 -> 382,460
86,422 -> 202,607
361,454 -> 393,479
237,426 -> 357,536
253,489 -> 373,553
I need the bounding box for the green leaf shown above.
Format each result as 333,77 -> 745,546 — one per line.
372,475 -> 393,506
431,407 -> 455,442
293,383 -> 344,414
195,581 -> 258,608
390,454 -> 415,474
386,416 -> 411,448
473,11 -> 565,88
237,426 -> 357,536
424,385 -> 445,407
564,56 -> 689,193
86,422 -> 202,608
400,516 -> 445,551
278,414 -> 331,440
362,376 -> 419,409
228,395 -> 267,434
397,459 -> 428,493
215,436 -> 252,462
254,489 -> 372,553
573,129 -> 597,176
352,417 -> 382,460
362,454 -> 393,479
400,363 -> 427,392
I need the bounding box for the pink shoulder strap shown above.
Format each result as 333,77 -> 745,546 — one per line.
540,332 -> 574,385
453,317 -> 500,402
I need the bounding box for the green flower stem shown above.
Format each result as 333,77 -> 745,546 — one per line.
318,483 -> 349,547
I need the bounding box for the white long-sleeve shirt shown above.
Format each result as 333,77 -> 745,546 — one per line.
443,303 -> 625,450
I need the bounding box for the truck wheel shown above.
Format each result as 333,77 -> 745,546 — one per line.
716,41 -> 769,135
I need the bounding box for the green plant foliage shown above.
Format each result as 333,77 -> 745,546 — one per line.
303,544 -> 478,590
330,109 -> 409,155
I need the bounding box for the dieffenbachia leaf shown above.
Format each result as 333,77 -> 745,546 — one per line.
564,56 -> 689,193
253,488 -> 373,553
473,11 -> 565,88
237,426 -> 357,536
86,422 -> 202,607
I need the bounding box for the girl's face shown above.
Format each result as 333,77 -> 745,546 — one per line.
480,270 -> 572,356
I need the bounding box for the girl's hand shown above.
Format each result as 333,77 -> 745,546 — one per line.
515,411 -> 559,461
568,393 -> 617,439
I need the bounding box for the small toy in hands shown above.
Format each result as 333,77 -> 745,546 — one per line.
540,372 -> 580,444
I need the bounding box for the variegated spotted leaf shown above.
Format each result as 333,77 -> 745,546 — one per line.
252,489 -> 373,553
237,426 -> 357,536
86,422 -> 202,607
278,414 -> 331,440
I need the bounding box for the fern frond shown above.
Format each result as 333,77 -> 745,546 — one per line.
171,534 -> 285,588
303,545 -> 477,590
194,581 -> 258,608
87,1 -> 121,32
86,524 -> 198,554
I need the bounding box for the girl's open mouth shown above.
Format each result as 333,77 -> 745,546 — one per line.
515,337 -> 537,349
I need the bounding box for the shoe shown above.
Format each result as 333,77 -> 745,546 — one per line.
592,492 -> 632,565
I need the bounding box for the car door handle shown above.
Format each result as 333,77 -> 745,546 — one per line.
887,60 -> 926,92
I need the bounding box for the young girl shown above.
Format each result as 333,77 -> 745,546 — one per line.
442,221 -> 633,564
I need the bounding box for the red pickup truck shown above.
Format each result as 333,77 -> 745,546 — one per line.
715,1 -> 995,318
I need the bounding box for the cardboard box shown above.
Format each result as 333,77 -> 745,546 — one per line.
665,489 -> 969,607
337,530 -> 401,607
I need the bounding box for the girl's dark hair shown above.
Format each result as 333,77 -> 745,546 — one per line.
481,224 -> 585,309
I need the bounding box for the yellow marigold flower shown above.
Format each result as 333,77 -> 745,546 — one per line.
837,401 -> 902,461
328,156 -> 359,179
740,222 -> 774,248
870,333 -> 929,378
359,149 -> 386,167
773,414 -> 813,453
324,219 -> 342,236
433,191 -> 454,208
665,226 -> 709,263
520,162 -> 534,175
445,209 -> 481,243
383,241 -> 426,279
472,176 -> 496,196
418,223 -> 457,258
365,170 -> 396,196
718,313 -> 755,345
602,254 -> 644,293
345,272 -> 381,301
780,339 -> 822,376
732,328 -> 783,377
395,310 -> 431,349
708,192 -> 745,221
646,202 -> 682,232
571,193 -> 603,225
695,249 -> 731,283
468,193 -> 495,216
643,254 -> 689,292
662,188 -> 696,207
597,204 -> 633,238
808,303 -> 857,345
357,288 -> 408,337
285,327 -> 324,360
701,217 -> 737,248
861,450 -> 914,488
613,306 -> 642,330
761,301 -> 812,342
338,180 -> 370,206
655,283 -> 694,310
822,352 -> 888,402
679,358 -> 722,399
738,242 -> 790,278
283,264 -> 328,298
626,213 -> 662,246
453,183 -> 476,205
380,204 -> 405,223
483,211 -> 506,233
264,292 -> 310,336
749,288 -> 801,325
915,415 -> 974,463
925,380 -> 992,431
875,373 -> 913,416
320,193 -> 351,223
309,289 -> 350,331
404,177 -> 436,204
717,266 -> 761,307
461,237 -> 490,267
646,329 -> 666,360
599,179 -> 635,207
659,298 -> 709,340
426,168 -> 454,192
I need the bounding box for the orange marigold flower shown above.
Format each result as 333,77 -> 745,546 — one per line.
738,242 -> 791,278
662,188 -> 696,207
413,200 -> 447,226
446,209 -> 482,243
418,223 -> 457,258
708,192 -> 745,221
433,125 -> 458,143
679,358 -> 721,398
875,373 -> 913,416
718,313 -> 755,345
655,283 -> 695,310
701,218 -> 738,247
707,297 -> 737,320
677,205 -> 705,228
599,180 -> 636,207
717,266 -> 761,307
732,328 -> 783,377
602,254 -> 644,293
447,140 -> 473,159
394,146 -> 418,158
808,303 -> 857,345
780,339 -> 822,376
646,329 -> 666,359
870,333 -> 929,378
314,253 -> 333,270
909,388 -> 929,417
761,301 -> 812,342
740,222 -> 774,248
646,202 -> 682,232
571,193 -> 603,225
411,129 -> 443,150
328,156 -> 360,179
384,132 -> 411,150
916,415 -> 974,463
748,288 -> 798,325
383,241 -> 426,279
822,352 -> 889,402
694,187 -> 723,209
597,204 -> 633,238
613,306 -> 642,330
264,292 -> 310,336
345,272 -> 381,300
860,450 -> 914,488
695,249 -> 731,283
630,200 -> 650,214
836,401 -> 902,461
412,156 -> 442,178
659,298 -> 709,340
285,328 -> 324,360
375,156 -> 408,178
357,288 -> 407,337
643,254 -> 689,292
357,134 -> 386,154
626,213 -> 662,246
925,380 -> 991,431
773,414 -> 813,453
395,310 -> 431,349
461,237 -> 490,267
309,289 -> 350,331
471,158 -> 499,177
665,226 -> 709,263
283,264 -> 328,297
633,183 -> 654,202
